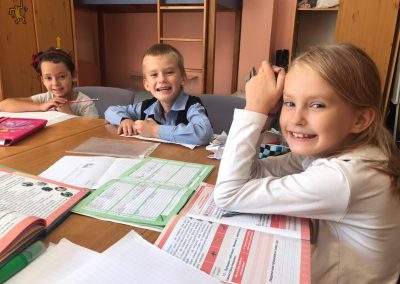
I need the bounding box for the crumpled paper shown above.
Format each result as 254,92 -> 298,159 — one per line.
206,132 -> 227,160
206,129 -> 289,160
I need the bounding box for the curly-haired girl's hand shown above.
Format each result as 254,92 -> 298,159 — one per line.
39,98 -> 68,111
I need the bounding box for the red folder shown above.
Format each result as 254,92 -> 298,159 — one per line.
0,117 -> 47,146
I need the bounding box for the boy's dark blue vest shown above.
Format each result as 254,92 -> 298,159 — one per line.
140,95 -> 208,125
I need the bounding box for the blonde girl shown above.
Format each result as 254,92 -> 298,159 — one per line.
214,43 -> 400,283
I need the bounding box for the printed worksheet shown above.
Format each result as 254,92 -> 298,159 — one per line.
40,156 -> 143,189
184,183 -> 310,240
157,216 -> 311,284
72,158 -> 214,230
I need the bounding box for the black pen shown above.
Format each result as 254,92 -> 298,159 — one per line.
221,211 -> 241,218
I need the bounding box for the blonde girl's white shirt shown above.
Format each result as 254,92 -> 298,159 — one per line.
214,109 -> 400,283
31,91 -> 99,118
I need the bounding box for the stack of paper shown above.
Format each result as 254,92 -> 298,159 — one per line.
8,231 -> 219,284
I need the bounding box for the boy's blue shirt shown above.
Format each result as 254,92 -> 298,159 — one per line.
104,91 -> 213,145
143,90 -> 188,122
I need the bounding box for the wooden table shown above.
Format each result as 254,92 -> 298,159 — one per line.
0,117 -> 107,159
0,123 -> 220,251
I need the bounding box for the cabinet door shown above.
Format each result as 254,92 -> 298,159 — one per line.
0,0 -> 41,99
335,0 -> 399,89
33,0 -> 75,60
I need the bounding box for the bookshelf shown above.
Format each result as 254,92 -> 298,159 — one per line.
290,0 -> 399,113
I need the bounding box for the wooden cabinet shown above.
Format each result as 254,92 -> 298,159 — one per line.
0,0 -> 76,100
291,0 -> 399,109
292,7 -> 338,57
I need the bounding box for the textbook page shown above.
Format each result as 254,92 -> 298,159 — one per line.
0,210 -> 42,241
40,156 -> 143,189
0,111 -> 74,126
185,183 -> 310,240
157,216 -> 311,284
72,158 -> 213,229
0,209 -> 44,256
0,168 -> 88,227
0,167 -> 88,264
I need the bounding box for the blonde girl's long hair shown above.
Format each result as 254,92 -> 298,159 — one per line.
292,43 -> 400,195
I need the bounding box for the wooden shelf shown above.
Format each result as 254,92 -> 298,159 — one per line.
187,75 -> 199,80
160,5 -> 204,10
185,68 -> 203,73
297,7 -> 339,11
160,37 -> 203,42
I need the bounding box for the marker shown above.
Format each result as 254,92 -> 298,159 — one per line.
221,211 -> 242,218
68,98 -> 99,103
0,241 -> 46,283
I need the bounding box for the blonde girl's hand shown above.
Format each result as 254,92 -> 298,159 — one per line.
244,61 -> 285,115
134,118 -> 160,138
117,119 -> 137,136
39,97 -> 68,111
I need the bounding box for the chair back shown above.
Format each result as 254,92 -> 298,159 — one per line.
74,86 -> 135,118
198,94 -> 245,134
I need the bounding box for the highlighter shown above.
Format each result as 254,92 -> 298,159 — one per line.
0,241 -> 46,283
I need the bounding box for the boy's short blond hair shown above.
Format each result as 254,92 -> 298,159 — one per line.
142,43 -> 186,77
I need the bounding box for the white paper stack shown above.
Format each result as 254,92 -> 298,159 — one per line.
8,231 -> 219,284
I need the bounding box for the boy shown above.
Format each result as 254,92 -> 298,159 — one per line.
105,44 -> 213,145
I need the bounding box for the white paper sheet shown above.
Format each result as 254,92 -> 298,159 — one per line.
8,239 -> 100,284
8,232 -> 219,284
40,156 -> 143,190
0,111 -> 74,126
99,231 -> 219,284
123,134 -> 197,149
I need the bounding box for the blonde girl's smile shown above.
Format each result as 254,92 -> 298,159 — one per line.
287,131 -> 317,139
280,64 -> 365,158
